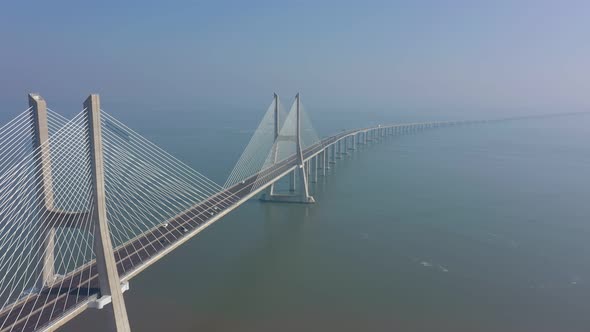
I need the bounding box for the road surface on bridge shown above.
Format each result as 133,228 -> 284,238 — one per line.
0,124 -> 391,332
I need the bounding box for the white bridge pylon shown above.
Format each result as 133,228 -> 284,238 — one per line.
258,93 -> 319,203
0,94 -> 236,332
225,93 -> 321,203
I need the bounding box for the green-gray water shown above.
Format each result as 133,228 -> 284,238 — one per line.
62,112 -> 590,332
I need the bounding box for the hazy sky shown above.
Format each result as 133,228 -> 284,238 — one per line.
1,0 -> 589,116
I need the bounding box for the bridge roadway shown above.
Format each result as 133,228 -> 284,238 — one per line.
0,122 -> 453,332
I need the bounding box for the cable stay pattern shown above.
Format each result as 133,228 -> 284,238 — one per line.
252,98 -> 322,191
224,97 -> 287,188
0,94 -> 579,332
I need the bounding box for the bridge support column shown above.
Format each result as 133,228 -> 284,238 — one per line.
351,135 -> 356,150
29,94 -> 57,290
289,169 -> 296,192
343,137 -> 348,154
30,94 -> 92,291
322,149 -> 327,176
86,94 -> 132,332
260,93 -> 314,204
312,156 -> 318,183
329,144 -> 336,164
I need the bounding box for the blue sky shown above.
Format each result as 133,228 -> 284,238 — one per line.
1,0 -> 589,116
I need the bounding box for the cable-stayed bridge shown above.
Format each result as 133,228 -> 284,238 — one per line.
0,93 -> 582,332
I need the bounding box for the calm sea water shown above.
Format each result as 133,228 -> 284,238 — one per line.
59,110 -> 590,332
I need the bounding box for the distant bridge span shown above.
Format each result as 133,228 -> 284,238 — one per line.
0,93 -> 582,331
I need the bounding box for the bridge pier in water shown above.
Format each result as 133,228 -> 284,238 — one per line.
343,137 -> 349,154
311,156 -> 318,183
321,149 -> 328,176
289,170 -> 296,192
329,144 -> 336,164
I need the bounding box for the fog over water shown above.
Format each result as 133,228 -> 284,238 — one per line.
2,1 -> 590,115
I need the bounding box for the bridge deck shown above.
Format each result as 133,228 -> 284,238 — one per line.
0,129 -> 349,332
0,113 -> 583,331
